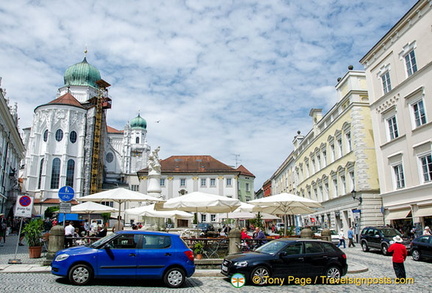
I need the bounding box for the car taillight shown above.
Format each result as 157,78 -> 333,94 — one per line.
184,250 -> 194,261
342,253 -> 347,259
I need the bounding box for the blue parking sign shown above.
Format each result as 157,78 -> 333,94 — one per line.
58,186 -> 75,202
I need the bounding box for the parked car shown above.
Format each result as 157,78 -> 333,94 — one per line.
410,235 -> 432,261
221,238 -> 348,285
360,226 -> 410,255
196,222 -> 215,236
315,229 -> 339,245
51,231 -> 195,288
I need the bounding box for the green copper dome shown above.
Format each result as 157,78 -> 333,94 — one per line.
64,57 -> 101,88
130,114 -> 147,129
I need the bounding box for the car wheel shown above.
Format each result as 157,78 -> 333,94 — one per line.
163,267 -> 185,288
381,244 -> 389,255
250,266 -> 271,286
412,249 -> 421,261
68,264 -> 93,285
361,242 -> 369,252
326,266 -> 342,280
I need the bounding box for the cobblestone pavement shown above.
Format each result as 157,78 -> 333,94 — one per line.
1,235 -> 431,292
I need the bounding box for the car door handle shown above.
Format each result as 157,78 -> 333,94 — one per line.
165,253 -> 172,256
298,257 -> 304,261
129,253 -> 136,257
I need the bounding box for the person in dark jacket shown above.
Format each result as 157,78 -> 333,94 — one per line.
388,235 -> 407,279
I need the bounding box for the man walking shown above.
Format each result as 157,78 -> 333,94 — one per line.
348,227 -> 356,247
388,235 -> 407,280
337,228 -> 346,248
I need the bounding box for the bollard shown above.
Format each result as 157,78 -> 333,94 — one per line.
228,228 -> 241,255
321,228 -> 331,242
300,227 -> 313,239
43,225 -> 65,266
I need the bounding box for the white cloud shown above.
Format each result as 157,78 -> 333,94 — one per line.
0,0 -> 418,188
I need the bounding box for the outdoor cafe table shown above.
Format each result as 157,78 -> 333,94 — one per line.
182,237 -> 228,258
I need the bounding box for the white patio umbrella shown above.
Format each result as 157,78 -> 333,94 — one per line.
216,212 -> 280,220
155,191 -> 241,214
70,201 -> 117,224
248,193 -> 322,235
80,188 -> 163,227
125,204 -> 194,219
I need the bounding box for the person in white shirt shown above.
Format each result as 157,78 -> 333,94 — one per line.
64,222 -> 75,248
423,226 -> 431,235
337,228 -> 346,248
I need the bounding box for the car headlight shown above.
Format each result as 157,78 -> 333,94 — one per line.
54,254 -> 70,262
234,261 -> 248,267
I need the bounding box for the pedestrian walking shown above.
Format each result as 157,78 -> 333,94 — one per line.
348,227 -> 356,247
64,221 -> 75,248
388,235 -> 407,279
0,213 -> 7,246
337,228 -> 346,248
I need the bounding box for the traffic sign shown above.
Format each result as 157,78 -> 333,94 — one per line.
59,202 -> 72,213
58,186 -> 75,202
15,195 -> 34,218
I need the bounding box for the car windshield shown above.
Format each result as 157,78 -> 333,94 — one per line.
255,241 -> 287,254
88,233 -> 118,248
381,228 -> 402,237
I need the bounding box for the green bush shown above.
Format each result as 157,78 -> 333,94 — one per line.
22,218 -> 44,246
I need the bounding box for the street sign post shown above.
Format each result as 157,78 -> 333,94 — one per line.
14,195 -> 34,218
58,186 -> 75,202
59,202 -> 72,213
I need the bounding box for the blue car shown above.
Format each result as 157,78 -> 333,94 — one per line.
51,231 -> 195,288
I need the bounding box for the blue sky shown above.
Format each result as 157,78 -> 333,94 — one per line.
0,0 -> 418,189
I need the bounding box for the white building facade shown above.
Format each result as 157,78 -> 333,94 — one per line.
360,0 -> 432,234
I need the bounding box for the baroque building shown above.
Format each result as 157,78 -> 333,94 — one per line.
360,0 -> 432,235
0,79 -> 25,215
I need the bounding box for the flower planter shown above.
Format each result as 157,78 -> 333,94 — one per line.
29,246 -> 42,258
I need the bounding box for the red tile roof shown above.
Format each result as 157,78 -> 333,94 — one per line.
140,155 -> 240,174
236,165 -> 255,177
34,198 -> 79,204
47,92 -> 84,108
107,125 -> 123,134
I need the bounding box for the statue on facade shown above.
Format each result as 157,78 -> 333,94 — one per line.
148,146 -> 161,175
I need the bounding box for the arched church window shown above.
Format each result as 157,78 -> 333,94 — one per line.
70,131 -> 77,143
51,158 -> 61,189
55,129 -> 64,142
38,158 -> 44,189
66,159 -> 75,188
136,137 -> 140,144
106,152 -> 114,163
43,130 -> 48,142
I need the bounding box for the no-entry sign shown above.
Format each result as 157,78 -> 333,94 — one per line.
15,195 -> 34,218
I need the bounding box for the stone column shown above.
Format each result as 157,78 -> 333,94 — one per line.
228,228 -> 241,255
43,225 -> 65,266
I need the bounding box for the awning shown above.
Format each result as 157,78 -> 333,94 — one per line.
415,206 -> 432,218
386,209 -> 411,220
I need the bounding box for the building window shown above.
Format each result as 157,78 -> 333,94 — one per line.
160,178 -> 165,187
136,137 -> 140,144
106,152 -> 114,163
393,164 -> 405,189
381,71 -> 392,94
226,178 -> 232,187
333,179 -> 338,197
340,175 -> 346,195
200,178 -> 206,187
102,201 -> 114,207
404,50 -> 417,76
180,178 -> 186,187
246,183 -> 250,192
337,138 -> 343,157
38,158 -> 44,189
330,144 -> 335,162
210,214 -> 216,222
43,129 -> 48,142
55,129 -> 63,142
70,131 -> 77,143
346,132 -> 352,152
349,171 -> 355,190
322,150 -> 327,166
420,154 -> 432,182
201,214 -> 207,222
50,158 -> 61,189
412,100 -> 427,127
210,178 -> 216,187
66,159 -> 75,188
131,185 -> 139,191
387,116 -> 399,140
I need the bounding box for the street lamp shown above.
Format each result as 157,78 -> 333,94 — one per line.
351,189 -> 362,204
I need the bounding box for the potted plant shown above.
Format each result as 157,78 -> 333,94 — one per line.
22,218 -> 44,258
193,241 -> 204,259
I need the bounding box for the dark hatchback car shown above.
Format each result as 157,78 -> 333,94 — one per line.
51,231 -> 195,288
197,222 -> 215,236
410,235 -> 432,261
360,226 -> 410,255
221,239 -> 347,285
